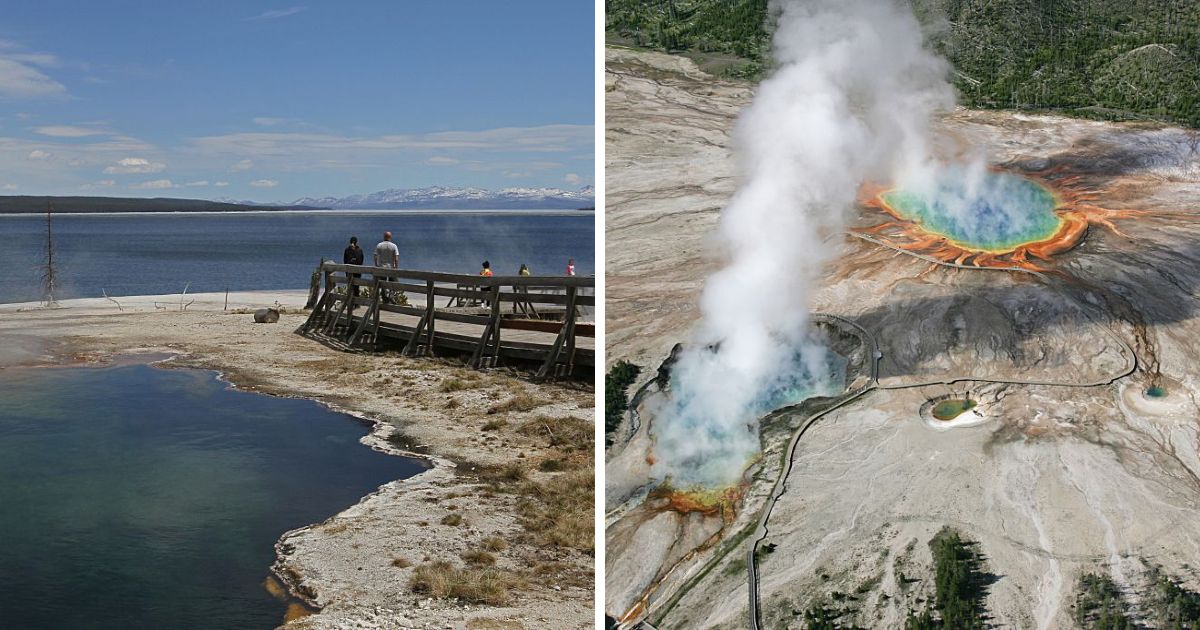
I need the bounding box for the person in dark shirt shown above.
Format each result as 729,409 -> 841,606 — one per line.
343,236 -> 364,296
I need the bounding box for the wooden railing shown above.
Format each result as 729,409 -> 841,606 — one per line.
298,262 -> 594,378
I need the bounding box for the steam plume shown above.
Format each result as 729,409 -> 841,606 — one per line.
651,0 -> 954,487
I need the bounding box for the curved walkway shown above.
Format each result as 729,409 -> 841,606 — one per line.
746,234 -> 1141,629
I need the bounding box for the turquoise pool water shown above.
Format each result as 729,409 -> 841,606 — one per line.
882,169 -> 1062,252
0,361 -> 425,628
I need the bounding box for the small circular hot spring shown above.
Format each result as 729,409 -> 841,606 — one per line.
1145,385 -> 1167,398
930,398 -> 977,421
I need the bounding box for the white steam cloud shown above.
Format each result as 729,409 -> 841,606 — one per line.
650,0 -> 954,488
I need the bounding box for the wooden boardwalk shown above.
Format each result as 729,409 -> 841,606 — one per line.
299,263 -> 594,378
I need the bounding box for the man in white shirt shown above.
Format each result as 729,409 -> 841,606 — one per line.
373,231 -> 400,302
374,231 -> 399,268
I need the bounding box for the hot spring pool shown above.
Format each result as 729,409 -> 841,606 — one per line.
0,360 -> 425,628
881,169 -> 1062,253
931,398 -> 977,421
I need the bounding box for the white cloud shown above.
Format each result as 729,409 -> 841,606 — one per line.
80,179 -> 115,190
564,173 -> 582,185
0,47 -> 67,99
249,179 -> 279,188
35,125 -> 108,137
27,149 -> 51,160
427,156 -> 459,166
190,124 -> 593,158
130,179 -> 174,189
230,159 -> 254,171
2,183 -> 16,190
252,116 -> 308,127
183,180 -> 209,187
214,181 -> 229,187
6,52 -> 58,68
244,6 -> 306,20
104,157 -> 165,174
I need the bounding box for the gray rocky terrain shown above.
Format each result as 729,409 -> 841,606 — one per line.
606,46 -> 1200,629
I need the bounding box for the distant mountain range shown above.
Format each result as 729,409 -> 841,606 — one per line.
234,185 -> 595,210
0,185 -> 596,214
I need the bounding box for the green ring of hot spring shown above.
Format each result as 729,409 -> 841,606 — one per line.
881,170 -> 1062,253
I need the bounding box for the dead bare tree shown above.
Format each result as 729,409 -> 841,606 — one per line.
40,201 -> 59,307
101,289 -> 123,311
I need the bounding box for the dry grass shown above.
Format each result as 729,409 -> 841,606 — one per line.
486,393 -> 545,415
518,415 -> 592,450
392,557 -> 412,568
440,513 -> 464,527
516,470 -> 594,552
481,419 -> 507,431
519,414 -> 594,472
322,522 -> 351,535
477,462 -> 528,486
461,550 -> 497,566
409,561 -> 526,605
440,377 -> 481,393
532,561 -> 593,590
538,458 -> 565,472
482,536 -> 508,552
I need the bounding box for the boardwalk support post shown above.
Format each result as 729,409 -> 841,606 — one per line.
349,276 -> 380,346
425,280 -> 436,356
536,286 -> 577,380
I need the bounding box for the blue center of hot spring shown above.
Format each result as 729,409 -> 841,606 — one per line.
881,169 -> 1062,252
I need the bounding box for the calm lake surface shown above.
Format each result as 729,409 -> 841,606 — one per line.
0,210 -> 594,303
0,361 -> 425,629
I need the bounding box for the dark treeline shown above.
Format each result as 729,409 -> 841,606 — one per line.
606,0 -> 1200,127
605,360 -> 642,446
0,196 -> 323,213
607,0 -> 771,77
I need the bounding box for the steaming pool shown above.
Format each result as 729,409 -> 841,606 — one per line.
881,169 -> 1062,253
0,360 -> 425,628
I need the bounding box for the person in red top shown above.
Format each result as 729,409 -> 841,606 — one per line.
478,260 -> 494,302
565,258 -> 576,276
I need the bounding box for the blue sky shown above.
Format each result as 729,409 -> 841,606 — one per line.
0,1 -> 594,201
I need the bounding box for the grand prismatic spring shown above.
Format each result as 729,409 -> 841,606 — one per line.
860,164 -> 1142,272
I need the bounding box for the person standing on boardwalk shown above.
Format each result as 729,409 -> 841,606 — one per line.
374,231 -> 399,268
343,236 -> 364,296
477,260 -> 494,305
565,258 -> 576,276
373,231 -> 399,301
514,263 -> 532,314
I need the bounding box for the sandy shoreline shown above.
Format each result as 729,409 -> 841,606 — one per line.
0,291 -> 594,630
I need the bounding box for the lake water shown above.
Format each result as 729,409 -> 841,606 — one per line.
0,210 -> 594,303
0,360 -> 425,629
